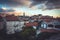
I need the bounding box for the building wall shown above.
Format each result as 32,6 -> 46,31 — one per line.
6,21 -> 24,34
0,22 -> 4,30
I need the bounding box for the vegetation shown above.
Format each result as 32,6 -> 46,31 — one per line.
20,27 -> 36,40
0,26 -> 36,40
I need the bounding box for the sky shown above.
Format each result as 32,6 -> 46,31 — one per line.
0,0 -> 60,17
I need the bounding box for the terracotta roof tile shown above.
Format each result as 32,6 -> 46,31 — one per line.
5,15 -> 19,21
25,22 -> 38,27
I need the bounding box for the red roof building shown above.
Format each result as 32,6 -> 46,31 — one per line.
5,15 -> 19,21
25,22 -> 38,27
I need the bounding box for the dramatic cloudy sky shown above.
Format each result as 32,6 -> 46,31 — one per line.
0,0 -> 60,17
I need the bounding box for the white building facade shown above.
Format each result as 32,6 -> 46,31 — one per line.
6,21 -> 25,34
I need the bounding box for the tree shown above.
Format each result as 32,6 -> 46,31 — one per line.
20,27 -> 36,40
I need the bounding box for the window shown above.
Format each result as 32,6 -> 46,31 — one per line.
48,24 -> 53,27
55,25 -> 60,29
0,17 -> 3,22
41,24 -> 47,28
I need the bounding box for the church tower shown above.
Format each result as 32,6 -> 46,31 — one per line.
23,12 -> 25,17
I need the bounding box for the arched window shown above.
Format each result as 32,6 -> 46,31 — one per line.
41,23 -> 47,28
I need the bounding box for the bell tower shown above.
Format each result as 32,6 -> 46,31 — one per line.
23,12 -> 25,17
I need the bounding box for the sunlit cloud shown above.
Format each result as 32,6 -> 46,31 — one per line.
0,0 -> 60,17
11,0 -> 32,7
0,8 -> 15,12
2,7 -> 7,10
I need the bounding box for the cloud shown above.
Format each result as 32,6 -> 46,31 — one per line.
32,0 -> 60,4
0,0 -> 21,7
0,8 -> 15,12
0,8 -> 5,12
0,0 -> 32,7
30,0 -> 60,10
0,0 -> 60,10
6,9 -> 15,12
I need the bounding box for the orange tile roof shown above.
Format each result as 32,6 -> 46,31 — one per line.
25,22 -> 38,27
5,15 -> 19,21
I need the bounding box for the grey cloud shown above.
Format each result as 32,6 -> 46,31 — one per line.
0,0 -> 60,9
0,8 -> 15,12
30,0 -> 60,10
0,0 -> 23,7
0,0 -> 33,7
0,8 -> 5,12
